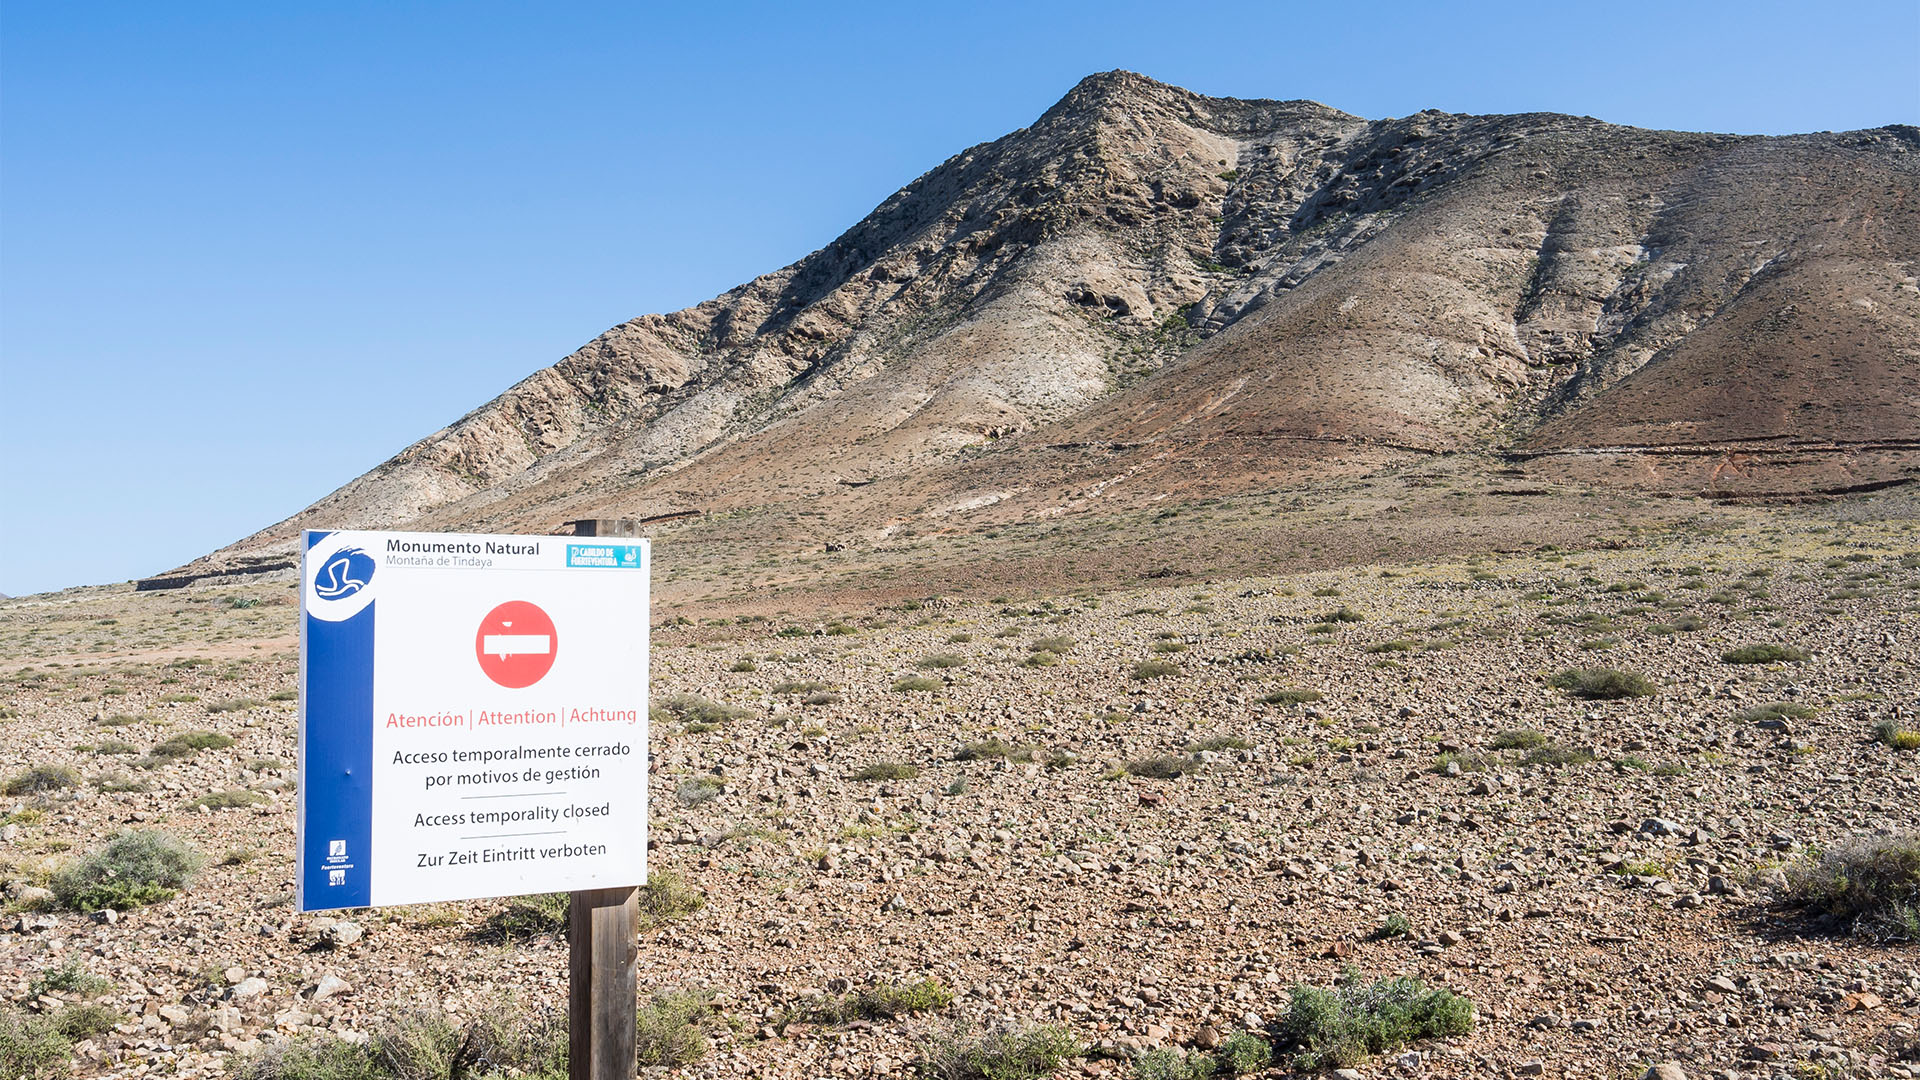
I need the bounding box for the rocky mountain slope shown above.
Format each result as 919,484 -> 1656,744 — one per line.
165,72 -> 1918,585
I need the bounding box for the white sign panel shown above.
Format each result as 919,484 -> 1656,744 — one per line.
297,529 -> 648,911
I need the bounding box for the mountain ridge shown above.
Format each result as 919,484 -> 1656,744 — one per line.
157,71 -> 1920,588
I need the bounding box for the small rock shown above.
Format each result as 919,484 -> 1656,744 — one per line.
311,974 -> 351,1000
1518,1062 -> 1545,1076
230,977 -> 271,1001
1644,1066 -> 1688,1080
225,966 -> 247,985
319,920 -> 363,948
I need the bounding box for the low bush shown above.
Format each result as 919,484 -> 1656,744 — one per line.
918,654 -> 966,669
915,1024 -> 1083,1079
230,999 -> 564,1080
29,957 -> 113,998
1737,702 -> 1817,723
793,977 -> 953,1026
206,698 -> 263,714
638,870 -> 704,924
1521,744 -> 1595,767
1872,719 -> 1920,751
674,778 -> 723,806
893,676 -> 943,692
1777,833 -> 1920,941
773,680 -> 830,695
1028,636 -> 1075,656
1547,668 -> 1655,700
1276,970 -> 1473,1068
1318,606 -> 1366,624
1721,643 -> 1809,664
51,830 -> 199,911
0,1006 -> 75,1080
479,892 -> 568,941
1131,660 -> 1181,681
854,762 -> 919,782
1489,729 -> 1547,750
3,766 -> 80,796
1262,688 -> 1322,706
193,789 -> 268,810
653,694 -> 752,727
1185,735 -> 1250,753
1125,756 -> 1192,780
955,739 -> 1034,763
148,730 -> 234,759
635,991 -> 712,1068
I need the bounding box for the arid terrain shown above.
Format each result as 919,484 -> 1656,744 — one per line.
4,494 -> 1917,1078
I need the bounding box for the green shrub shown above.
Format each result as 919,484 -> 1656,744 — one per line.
206,698 -> 263,714
0,1006 -> 76,1080
1028,636 -> 1075,656
1318,606 -> 1366,623
915,1024 -> 1082,1079
638,870 -> 704,924
1777,833 -> 1920,941
1185,735 -> 1251,753
1737,702 -> 1817,723
1365,640 -> 1416,654
919,654 -> 966,669
854,762 -> 919,782
1721,643 -> 1809,664
228,1033 -> 379,1080
149,730 -> 234,758
1125,756 -> 1191,780
29,957 -> 113,998
1277,970 -> 1473,1068
728,659 -> 758,673
773,680 -> 829,695
1547,668 -> 1655,700
1133,1047 -> 1216,1080
674,778 -> 723,806
268,689 -> 298,701
51,830 -> 199,911
635,991 -> 712,1067
477,893 -> 569,941
652,694 -> 752,727
893,676 -> 943,692
3,766 -> 80,796
92,739 -> 139,756
193,789 -> 268,810
794,977 -> 954,1025
51,1004 -> 120,1041
1131,660 -> 1181,681
1490,729 -> 1547,750
1521,744 -> 1595,768
1872,719 -> 1920,751
1371,913 -> 1413,940
1262,689 -> 1322,706
955,739 -> 1034,763
1214,1031 -> 1273,1074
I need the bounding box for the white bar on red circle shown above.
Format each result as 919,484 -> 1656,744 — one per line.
483,633 -> 552,658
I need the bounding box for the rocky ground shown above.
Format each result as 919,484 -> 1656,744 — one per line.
3,506 -> 1918,1079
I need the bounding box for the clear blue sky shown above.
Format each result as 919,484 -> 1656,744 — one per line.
2,1 -> 1915,596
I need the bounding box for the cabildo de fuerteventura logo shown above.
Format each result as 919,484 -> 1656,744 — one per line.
304,533 -> 379,622
314,548 -> 375,599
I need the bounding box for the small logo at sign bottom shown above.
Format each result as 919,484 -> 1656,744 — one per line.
328,869 -> 347,886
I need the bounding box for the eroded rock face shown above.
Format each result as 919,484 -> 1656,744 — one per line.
172,71 -> 1918,580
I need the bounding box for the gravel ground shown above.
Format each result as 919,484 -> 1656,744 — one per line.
3,513 -> 1917,1079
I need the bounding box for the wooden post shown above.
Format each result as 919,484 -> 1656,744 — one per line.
569,886 -> 638,1080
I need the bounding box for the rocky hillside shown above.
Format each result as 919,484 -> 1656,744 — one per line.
167,71 -> 1919,584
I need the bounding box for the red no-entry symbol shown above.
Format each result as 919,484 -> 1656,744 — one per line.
475,601 -> 559,688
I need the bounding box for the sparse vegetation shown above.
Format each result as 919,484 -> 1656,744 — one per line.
674,777 -> 724,805
1262,688 -> 1322,705
893,675 -> 944,692
51,829 -> 199,911
638,869 -> 704,924
1738,701 -> 1817,723
791,977 -> 954,1027
1721,643 -> 1809,664
635,990 -> 713,1068
915,1024 -> 1083,1079
1131,659 -> 1181,680
481,892 -> 569,941
193,788 -> 268,810
4,765 -> 80,796
1276,970 -> 1474,1068
854,762 -> 920,782
1873,719 -> 1920,751
653,694 -> 752,727
1777,833 -> 1920,941
919,653 -> 966,669
1125,755 -> 1192,779
1185,735 -> 1250,753
955,739 -> 1035,762
1547,667 -> 1655,700
148,730 -> 234,758
1490,729 -> 1547,750
1521,744 -> 1595,767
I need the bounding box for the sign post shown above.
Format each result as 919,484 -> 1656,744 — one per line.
297,529 -> 649,1079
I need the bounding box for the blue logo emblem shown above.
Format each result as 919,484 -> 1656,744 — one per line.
313,547 -> 375,599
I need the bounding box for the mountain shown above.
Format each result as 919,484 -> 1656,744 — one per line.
160,71 -> 1919,588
